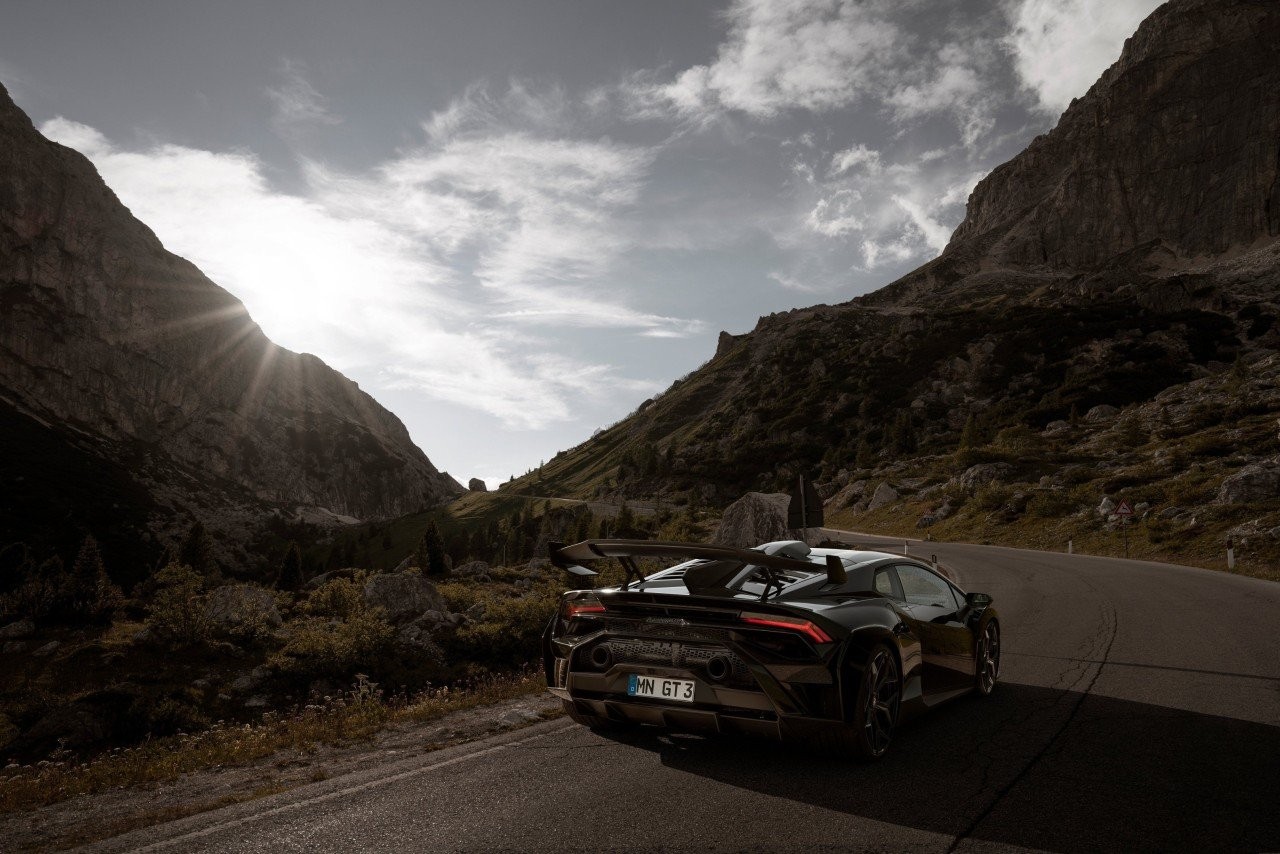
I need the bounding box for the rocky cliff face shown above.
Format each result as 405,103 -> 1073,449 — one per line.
0,82 -> 461,562
954,0 -> 1279,271
515,0 -> 1280,570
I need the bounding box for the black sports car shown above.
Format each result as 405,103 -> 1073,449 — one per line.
542,538 -> 1000,759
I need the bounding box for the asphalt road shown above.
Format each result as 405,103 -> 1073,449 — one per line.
87,534 -> 1280,853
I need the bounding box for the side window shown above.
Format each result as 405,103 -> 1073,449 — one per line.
873,567 -> 902,600
896,565 -> 957,609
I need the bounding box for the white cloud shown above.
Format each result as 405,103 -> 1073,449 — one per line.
265,59 -> 341,136
1007,0 -> 1164,115
40,90 -> 699,429
665,0 -> 902,118
829,143 -> 881,177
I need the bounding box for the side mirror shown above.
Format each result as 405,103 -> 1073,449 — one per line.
966,592 -> 993,608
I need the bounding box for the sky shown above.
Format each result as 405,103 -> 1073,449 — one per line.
0,0 -> 1163,488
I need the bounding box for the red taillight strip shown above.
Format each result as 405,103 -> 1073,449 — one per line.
739,612 -> 832,643
562,601 -> 606,619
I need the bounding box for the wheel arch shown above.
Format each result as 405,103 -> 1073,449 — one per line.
837,626 -> 903,724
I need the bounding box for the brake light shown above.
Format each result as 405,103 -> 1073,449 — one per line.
740,611 -> 832,643
561,595 -> 606,620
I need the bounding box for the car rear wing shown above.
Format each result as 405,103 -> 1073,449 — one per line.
548,539 -> 846,599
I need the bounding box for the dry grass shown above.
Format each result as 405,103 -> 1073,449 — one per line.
0,669 -> 545,815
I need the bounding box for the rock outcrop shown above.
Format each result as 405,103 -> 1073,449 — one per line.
711,492 -> 792,548
0,81 -> 462,564
508,0 -> 1280,529
947,0 -> 1280,273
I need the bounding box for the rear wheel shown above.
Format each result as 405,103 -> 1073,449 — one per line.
855,643 -> 902,759
796,643 -> 900,760
975,620 -> 1000,695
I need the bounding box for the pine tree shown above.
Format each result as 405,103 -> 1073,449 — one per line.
959,414 -> 982,449
278,541 -> 304,590
178,521 -> 218,581
416,521 -> 449,577
68,534 -> 120,621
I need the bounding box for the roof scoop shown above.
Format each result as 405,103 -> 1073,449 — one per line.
754,540 -> 811,559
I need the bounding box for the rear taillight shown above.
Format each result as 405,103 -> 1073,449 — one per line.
739,611 -> 832,643
561,593 -> 606,620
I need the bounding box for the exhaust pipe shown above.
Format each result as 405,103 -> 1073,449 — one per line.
706,655 -> 731,683
589,643 -> 613,671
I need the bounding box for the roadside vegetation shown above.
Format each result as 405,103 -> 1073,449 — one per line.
0,497 -> 714,812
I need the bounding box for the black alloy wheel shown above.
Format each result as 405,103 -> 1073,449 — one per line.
860,644 -> 901,758
976,620 -> 1000,695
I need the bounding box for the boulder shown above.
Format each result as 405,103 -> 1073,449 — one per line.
363,572 -> 446,623
1216,462 -> 1280,504
32,640 -> 60,657
454,560 -> 491,577
468,478 -> 488,492
916,515 -> 937,528
0,619 -> 34,640
958,463 -> 1012,492
205,585 -> 282,635
1085,404 -> 1120,423
711,492 -> 792,548
1098,496 -> 1116,516
867,482 -> 899,511
824,480 -> 862,511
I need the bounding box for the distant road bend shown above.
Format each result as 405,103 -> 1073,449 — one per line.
87,534 -> 1280,853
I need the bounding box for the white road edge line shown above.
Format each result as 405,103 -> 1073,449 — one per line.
119,720 -> 573,853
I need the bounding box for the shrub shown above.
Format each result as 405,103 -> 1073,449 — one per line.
973,484 -> 1014,512
272,608 -> 395,680
146,563 -> 211,646
302,576 -> 365,620
1028,490 -> 1075,518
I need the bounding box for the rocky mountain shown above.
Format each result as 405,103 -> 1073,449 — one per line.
0,82 -> 461,576
511,0 -> 1280,574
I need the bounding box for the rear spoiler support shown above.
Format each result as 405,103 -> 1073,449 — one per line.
548,539 -> 847,596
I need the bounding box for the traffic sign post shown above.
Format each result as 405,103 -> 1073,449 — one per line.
1115,500 -> 1134,559
787,476 -> 823,544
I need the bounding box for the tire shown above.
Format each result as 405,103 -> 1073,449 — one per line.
562,700 -> 637,732
795,643 -> 901,761
852,643 -> 902,759
974,619 -> 1000,696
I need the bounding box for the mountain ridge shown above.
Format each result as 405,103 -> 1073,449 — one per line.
0,82 -> 462,573
505,0 -> 1280,572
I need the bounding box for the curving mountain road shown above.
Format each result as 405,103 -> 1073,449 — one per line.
86,535 -> 1280,853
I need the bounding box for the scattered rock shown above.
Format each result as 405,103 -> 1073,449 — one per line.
867,482 -> 899,511
1085,405 -> 1120,423
935,502 -> 954,520
958,463 -> 1012,492
498,708 -> 543,726
32,641 -> 60,658
363,572 -> 446,623
1043,420 -> 1071,435
467,478 -> 488,492
1135,502 -> 1150,514
230,665 -> 272,693
711,492 -> 793,548
454,561 -> 491,577
1159,506 -> 1183,519
244,696 -> 269,709
1216,461 -> 1280,504
0,619 -> 34,640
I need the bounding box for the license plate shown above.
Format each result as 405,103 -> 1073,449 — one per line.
627,674 -> 696,703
